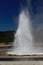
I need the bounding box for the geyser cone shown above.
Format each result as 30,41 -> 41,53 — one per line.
7,9 -> 43,55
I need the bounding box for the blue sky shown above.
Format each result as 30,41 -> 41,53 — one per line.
0,0 -> 43,31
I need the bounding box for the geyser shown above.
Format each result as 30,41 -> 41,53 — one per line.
7,8 -> 43,55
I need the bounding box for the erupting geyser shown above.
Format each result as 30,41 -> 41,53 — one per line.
7,8 -> 43,55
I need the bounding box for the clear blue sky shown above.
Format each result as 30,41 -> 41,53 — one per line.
0,0 -> 43,31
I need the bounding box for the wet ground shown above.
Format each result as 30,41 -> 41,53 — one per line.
0,55 -> 43,61
0,56 -> 43,65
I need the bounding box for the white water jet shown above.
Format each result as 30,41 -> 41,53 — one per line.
7,8 -> 43,55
